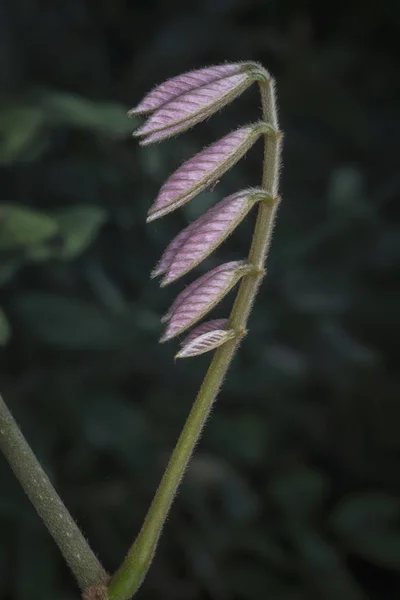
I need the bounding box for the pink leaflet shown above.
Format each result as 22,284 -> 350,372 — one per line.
140,114 -> 200,146
162,261 -> 243,324
161,265 -> 220,324
147,126 -> 259,222
130,64 -> 243,115
151,222 -> 193,279
181,318 -> 229,345
160,261 -> 249,341
176,328 -> 235,359
160,189 -> 258,285
135,72 -> 251,142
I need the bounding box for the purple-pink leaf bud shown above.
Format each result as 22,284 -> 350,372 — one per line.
133,63 -> 264,144
176,325 -> 235,359
159,188 -> 264,285
139,114 -> 200,146
147,125 -> 264,222
161,262 -> 239,325
130,63 -> 267,115
180,318 -> 229,345
161,261 -> 251,341
151,224 -> 192,280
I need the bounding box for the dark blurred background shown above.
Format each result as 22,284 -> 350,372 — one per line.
0,1 -> 399,599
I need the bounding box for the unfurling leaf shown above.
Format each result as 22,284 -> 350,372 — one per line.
147,125 -> 265,222
176,327 -> 235,359
180,318 -> 229,344
157,189 -> 266,285
161,263 -> 237,325
161,261 -> 251,341
133,63 -> 266,144
151,222 -> 193,280
139,115 -> 200,145
131,63 -> 263,115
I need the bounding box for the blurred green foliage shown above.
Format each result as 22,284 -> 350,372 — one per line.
0,1 -> 399,599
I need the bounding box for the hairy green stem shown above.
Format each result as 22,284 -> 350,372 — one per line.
0,392 -> 108,592
108,76 -> 282,600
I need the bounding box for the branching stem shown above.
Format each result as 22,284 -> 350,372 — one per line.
0,393 -> 108,592
108,76 -> 282,600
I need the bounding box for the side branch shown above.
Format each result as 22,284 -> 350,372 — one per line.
0,392 -> 108,591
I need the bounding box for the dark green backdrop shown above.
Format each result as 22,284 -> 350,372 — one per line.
0,1 -> 399,599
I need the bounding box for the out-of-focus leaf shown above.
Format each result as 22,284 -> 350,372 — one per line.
42,91 -> 135,139
51,205 -> 107,259
206,412 -> 270,465
227,564 -> 298,600
0,205 -> 59,250
330,492 -> 400,570
13,293 -> 133,349
330,493 -> 400,570
328,166 -> 372,220
342,531 -> 400,571
24,244 -> 59,262
185,455 -> 259,522
268,467 -> 330,520
330,493 -> 400,535
0,104 -> 44,164
79,391 -> 151,469
228,529 -> 290,569
0,260 -> 20,286
0,306 -> 11,345
319,321 -> 377,367
297,530 -> 367,600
